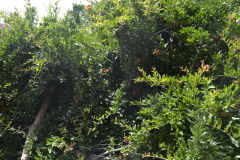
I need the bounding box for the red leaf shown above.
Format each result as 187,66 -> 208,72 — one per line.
153,50 -> 160,55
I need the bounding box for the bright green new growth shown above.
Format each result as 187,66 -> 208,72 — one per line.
0,0 -> 240,159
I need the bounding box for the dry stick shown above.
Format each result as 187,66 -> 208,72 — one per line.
21,86 -> 55,160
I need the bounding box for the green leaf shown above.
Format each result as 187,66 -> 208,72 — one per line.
208,85 -> 215,89
230,136 -> 239,148
235,155 -> 240,158
232,117 -> 240,120
206,118 -> 212,125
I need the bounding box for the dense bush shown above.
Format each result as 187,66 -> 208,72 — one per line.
0,0 -> 239,159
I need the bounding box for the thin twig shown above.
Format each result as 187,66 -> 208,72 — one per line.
203,122 -> 238,144
93,148 -> 122,160
214,75 -> 238,80
153,28 -> 171,36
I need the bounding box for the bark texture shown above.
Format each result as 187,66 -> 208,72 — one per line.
21,85 -> 55,160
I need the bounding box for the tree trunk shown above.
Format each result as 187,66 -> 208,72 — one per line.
21,85 -> 55,160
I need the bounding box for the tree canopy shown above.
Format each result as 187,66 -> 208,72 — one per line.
0,0 -> 240,159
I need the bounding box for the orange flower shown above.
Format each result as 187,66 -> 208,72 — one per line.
85,5 -> 91,10
74,99 -> 79,104
216,36 -> 220,40
119,154 -> 126,158
153,50 -> 160,55
221,112 -> 226,117
3,107 -> 8,111
105,69 -> 110,73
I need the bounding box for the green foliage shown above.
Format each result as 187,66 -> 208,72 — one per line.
124,62 -> 240,159
0,0 -> 240,159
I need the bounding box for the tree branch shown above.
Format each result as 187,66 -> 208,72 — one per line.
21,85 -> 56,160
